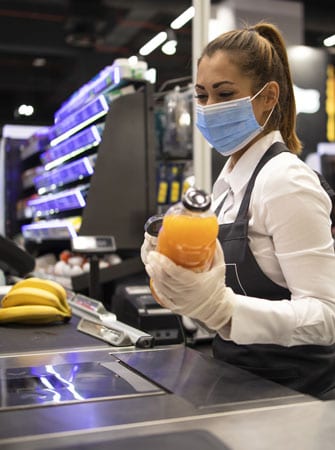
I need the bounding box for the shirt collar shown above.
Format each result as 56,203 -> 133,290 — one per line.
212,131 -> 284,201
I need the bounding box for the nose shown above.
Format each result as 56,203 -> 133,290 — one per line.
206,95 -> 220,106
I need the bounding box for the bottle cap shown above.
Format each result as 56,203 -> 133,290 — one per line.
144,214 -> 164,237
182,188 -> 211,212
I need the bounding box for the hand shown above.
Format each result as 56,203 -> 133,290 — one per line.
145,241 -> 235,330
140,232 -> 157,265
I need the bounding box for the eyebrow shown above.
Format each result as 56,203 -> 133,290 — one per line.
195,81 -> 235,90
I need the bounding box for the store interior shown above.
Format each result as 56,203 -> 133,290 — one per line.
0,0 -> 334,126
0,1 -> 335,448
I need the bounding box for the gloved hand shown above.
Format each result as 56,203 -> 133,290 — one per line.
140,232 -> 157,265
145,241 -> 235,330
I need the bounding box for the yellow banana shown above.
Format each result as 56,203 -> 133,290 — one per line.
2,287 -> 71,315
0,304 -> 71,324
8,277 -> 69,311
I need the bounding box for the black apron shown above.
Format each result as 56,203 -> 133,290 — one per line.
213,142 -> 335,397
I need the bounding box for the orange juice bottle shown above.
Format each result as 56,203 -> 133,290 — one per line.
156,188 -> 218,273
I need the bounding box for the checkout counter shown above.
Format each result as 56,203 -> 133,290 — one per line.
1,307 -> 335,450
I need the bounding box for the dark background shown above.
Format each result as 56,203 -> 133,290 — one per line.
0,0 -> 334,128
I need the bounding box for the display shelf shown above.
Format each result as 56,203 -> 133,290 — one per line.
48,84 -> 135,147
40,123 -> 103,169
22,217 -> 81,241
21,166 -> 44,190
27,184 -> 88,218
16,195 -> 35,222
35,155 -> 96,194
54,64 -> 116,124
16,79 -> 156,259
20,127 -> 50,160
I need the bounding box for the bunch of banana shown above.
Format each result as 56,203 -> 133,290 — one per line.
0,277 -> 72,325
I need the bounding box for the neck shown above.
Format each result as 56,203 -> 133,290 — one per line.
229,132 -> 267,170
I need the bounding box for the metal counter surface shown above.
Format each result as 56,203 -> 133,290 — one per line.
114,346 -> 310,410
0,312 -> 321,449
0,345 -> 316,446
1,399 -> 333,450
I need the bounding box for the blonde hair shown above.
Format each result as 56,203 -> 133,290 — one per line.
199,22 -> 302,154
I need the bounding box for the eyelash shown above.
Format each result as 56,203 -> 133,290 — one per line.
194,92 -> 235,101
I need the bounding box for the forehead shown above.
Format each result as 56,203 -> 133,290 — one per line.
196,51 -> 250,88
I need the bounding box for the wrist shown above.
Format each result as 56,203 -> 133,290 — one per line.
203,287 -> 236,331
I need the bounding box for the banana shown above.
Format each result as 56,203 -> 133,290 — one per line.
0,304 -> 71,324
3,286 -> 62,310
7,277 -> 69,311
0,278 -> 72,325
2,287 -> 71,315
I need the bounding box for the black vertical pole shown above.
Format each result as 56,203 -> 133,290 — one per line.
89,254 -> 100,300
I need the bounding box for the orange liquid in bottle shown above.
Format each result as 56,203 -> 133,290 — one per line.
156,213 -> 219,272
147,188 -> 218,303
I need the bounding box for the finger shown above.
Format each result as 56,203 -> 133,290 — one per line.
150,280 -> 177,310
147,251 -> 200,284
145,261 -> 177,299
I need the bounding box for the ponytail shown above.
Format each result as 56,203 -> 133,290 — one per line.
253,23 -> 302,154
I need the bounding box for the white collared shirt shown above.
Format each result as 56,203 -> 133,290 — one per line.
214,131 -> 335,346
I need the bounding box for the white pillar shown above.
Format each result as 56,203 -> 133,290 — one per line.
192,0 -> 211,193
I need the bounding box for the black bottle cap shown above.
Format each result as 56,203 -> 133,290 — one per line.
182,188 -> 211,212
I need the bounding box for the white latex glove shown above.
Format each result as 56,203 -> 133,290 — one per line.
145,241 -> 235,331
140,232 -> 157,265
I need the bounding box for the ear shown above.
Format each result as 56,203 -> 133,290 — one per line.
263,81 -> 279,110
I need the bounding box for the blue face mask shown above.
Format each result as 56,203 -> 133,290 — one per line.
196,84 -> 274,156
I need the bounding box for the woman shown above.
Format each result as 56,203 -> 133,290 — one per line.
143,22 -> 335,399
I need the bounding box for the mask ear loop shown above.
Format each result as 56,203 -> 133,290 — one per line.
250,82 -> 269,101
261,104 -> 276,129
251,82 -> 277,129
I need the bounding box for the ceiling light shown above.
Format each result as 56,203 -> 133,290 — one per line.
32,58 -> 47,67
324,34 -> 335,47
139,31 -> 167,56
170,6 -> 195,30
18,104 -> 34,116
162,40 -> 177,55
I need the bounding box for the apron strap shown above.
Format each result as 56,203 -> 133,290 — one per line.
236,142 -> 289,219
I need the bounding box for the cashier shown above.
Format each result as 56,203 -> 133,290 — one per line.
142,22 -> 335,399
